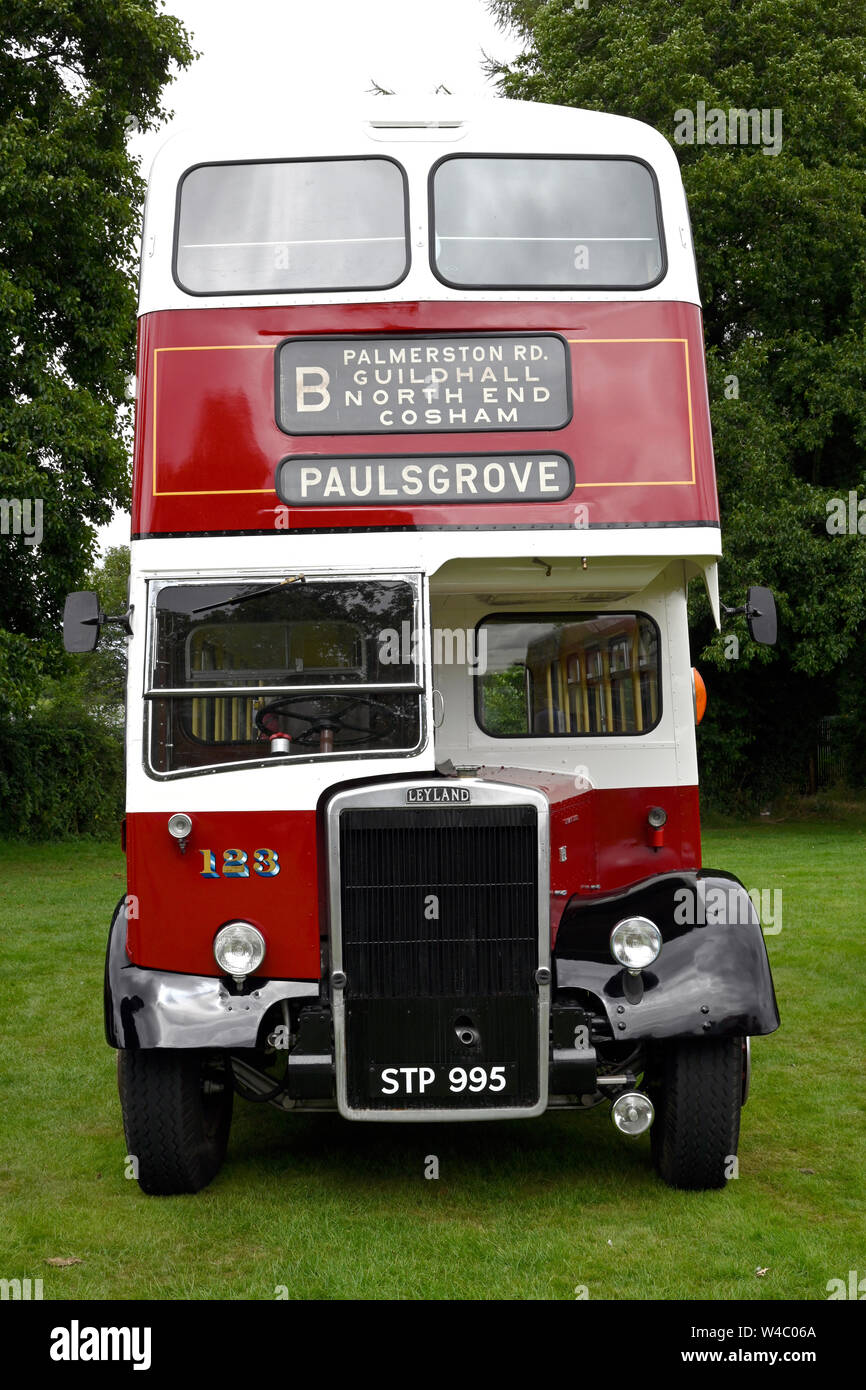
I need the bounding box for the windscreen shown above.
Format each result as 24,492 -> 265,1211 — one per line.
147,577 -> 423,774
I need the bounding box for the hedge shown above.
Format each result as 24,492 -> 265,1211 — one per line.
0,712 -> 123,840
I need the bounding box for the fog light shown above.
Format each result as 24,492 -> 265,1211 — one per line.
167,813 -> 192,840
611,1092 -> 654,1135
610,916 -> 662,970
214,921 -> 266,983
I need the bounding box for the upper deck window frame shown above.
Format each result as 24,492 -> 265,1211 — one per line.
172,154 -> 412,298
428,152 -> 668,292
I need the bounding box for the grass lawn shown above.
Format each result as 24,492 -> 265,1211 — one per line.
0,821 -> 863,1301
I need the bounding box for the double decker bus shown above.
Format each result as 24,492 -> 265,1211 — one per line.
66,97 -> 779,1194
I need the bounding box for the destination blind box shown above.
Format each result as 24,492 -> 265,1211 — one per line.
275,332 -> 572,435
275,452 -> 574,506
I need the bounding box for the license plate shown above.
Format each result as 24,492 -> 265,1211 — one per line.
368,1063 -> 515,1100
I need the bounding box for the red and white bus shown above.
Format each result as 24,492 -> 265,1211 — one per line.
66,97 -> 779,1193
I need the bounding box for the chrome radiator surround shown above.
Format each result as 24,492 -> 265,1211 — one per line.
326,777 -> 550,1121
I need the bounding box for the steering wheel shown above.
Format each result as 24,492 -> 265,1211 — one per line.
255,693 -> 400,748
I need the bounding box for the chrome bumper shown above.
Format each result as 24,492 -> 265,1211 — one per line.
104,900 -> 318,1049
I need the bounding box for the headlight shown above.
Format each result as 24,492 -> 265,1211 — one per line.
610,916 -> 662,970
214,921 -> 266,982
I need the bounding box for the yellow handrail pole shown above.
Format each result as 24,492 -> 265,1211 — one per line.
602,647 -> 614,732
631,625 -> 643,732
559,654 -> 570,732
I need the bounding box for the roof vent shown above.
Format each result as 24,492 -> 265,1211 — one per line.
368,119 -> 464,129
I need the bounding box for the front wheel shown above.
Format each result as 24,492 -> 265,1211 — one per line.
117,1049 -> 233,1195
647,1036 -> 743,1190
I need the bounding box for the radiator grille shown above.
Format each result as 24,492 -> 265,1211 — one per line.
338,804 -> 540,1110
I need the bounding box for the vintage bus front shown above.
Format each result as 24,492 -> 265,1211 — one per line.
74,99 -> 778,1194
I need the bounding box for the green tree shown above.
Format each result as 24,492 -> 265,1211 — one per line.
478,666 -> 528,735
0,544 -> 130,838
0,1 -> 194,713
41,543 -> 130,727
489,0 -> 866,801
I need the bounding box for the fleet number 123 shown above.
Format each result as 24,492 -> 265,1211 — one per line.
199,849 -> 280,878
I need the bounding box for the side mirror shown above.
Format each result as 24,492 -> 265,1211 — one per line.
63,592 -> 101,653
746,586 -> 778,646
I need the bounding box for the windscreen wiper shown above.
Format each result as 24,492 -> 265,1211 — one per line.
190,575 -> 306,616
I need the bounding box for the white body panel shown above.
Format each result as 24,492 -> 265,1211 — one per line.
137,97 -> 700,316
126,536 -> 708,812
431,564 -> 698,790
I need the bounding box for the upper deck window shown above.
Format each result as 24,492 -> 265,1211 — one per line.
431,155 -> 664,289
174,157 -> 409,295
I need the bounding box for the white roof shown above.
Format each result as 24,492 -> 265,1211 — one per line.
138,96 -> 700,315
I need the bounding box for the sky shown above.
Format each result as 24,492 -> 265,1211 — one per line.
98,0 -> 521,551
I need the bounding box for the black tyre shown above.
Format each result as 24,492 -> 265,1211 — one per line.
118,1049 -> 233,1195
648,1036 -> 743,1190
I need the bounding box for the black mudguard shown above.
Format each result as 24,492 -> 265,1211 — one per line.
553,871 -> 780,1042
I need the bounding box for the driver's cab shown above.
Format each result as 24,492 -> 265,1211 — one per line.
145,572 -> 425,775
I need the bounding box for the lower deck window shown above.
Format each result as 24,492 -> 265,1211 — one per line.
475,613 -> 660,737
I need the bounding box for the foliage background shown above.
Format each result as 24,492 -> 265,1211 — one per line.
0,546 -> 128,837
2,3 -> 865,832
489,0 -> 866,807
0,2 -> 193,834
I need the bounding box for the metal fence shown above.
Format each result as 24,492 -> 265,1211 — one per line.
816,715 -> 846,789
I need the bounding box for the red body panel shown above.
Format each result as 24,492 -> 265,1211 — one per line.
132,300 -> 718,536
126,784 -> 700,975
476,768 -> 701,941
126,810 -> 320,978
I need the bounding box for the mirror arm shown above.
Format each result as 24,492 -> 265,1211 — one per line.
720,602 -> 746,621
101,606 -> 134,637
721,600 -> 766,621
